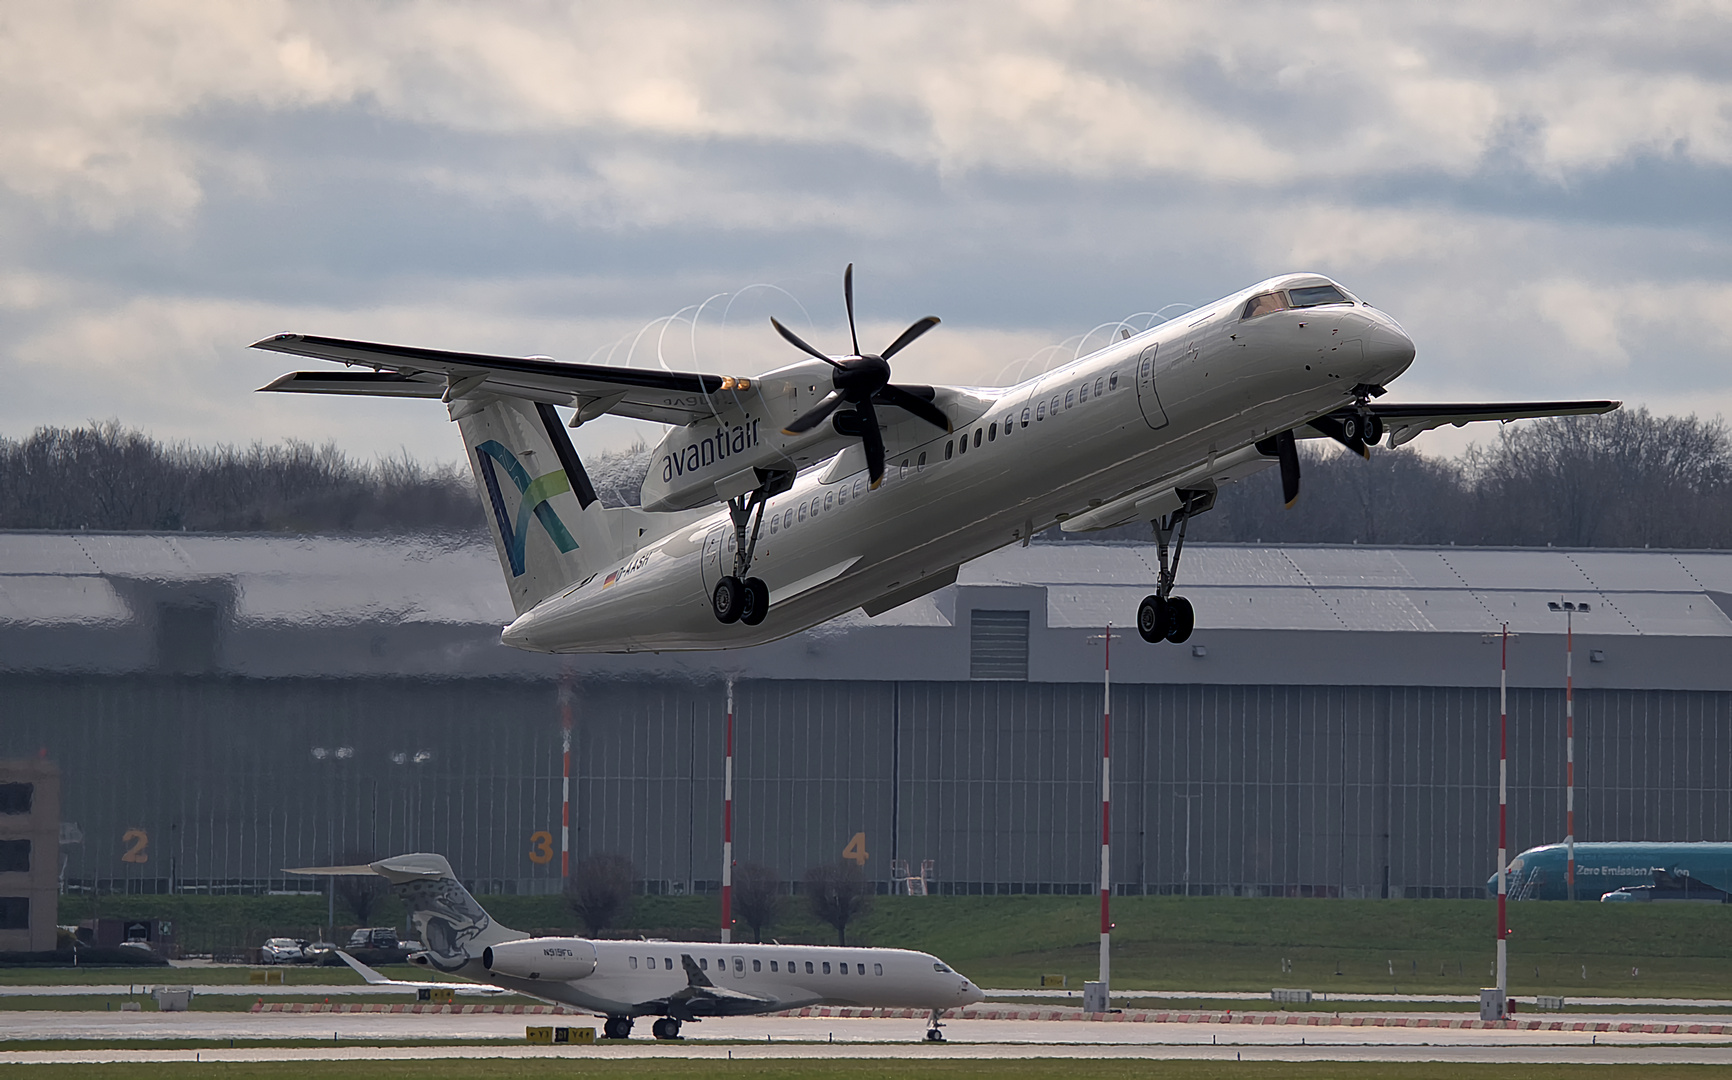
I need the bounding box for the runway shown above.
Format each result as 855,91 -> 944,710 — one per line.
5,1009 -> 1732,1066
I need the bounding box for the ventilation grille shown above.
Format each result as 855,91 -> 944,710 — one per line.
970,610 -> 1029,680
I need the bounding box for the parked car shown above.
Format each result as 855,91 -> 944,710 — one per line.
345,927 -> 400,950
260,937 -> 305,964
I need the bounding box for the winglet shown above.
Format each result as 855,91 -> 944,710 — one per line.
336,949 -> 394,986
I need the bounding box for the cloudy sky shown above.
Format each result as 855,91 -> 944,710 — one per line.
3,1 -> 1729,463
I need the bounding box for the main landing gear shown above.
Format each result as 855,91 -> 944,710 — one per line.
925,1008 -> 946,1042
711,471 -> 792,627
651,1017 -> 683,1040
602,1015 -> 633,1039
1137,488 -> 1213,646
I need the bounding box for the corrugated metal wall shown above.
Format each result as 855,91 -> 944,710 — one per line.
4,676 -> 1730,897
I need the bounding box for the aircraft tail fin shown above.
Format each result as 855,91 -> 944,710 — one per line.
288,852 -> 525,973
452,396 -> 625,616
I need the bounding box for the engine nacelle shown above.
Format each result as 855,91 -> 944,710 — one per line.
482,938 -> 598,981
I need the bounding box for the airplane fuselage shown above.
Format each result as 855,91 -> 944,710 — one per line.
503,274 -> 1416,652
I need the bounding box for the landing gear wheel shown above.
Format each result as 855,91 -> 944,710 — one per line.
739,577 -> 770,626
712,576 -> 745,624
603,1016 -> 633,1040
925,1027 -> 946,1042
1137,595 -> 1167,644
1362,413 -> 1384,446
651,1017 -> 682,1040
1164,596 -> 1194,644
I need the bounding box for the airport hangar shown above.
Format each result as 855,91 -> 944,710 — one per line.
3,531 -> 1731,911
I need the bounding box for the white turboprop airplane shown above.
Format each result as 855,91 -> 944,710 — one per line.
289,853 -> 983,1041
254,269 -> 1617,652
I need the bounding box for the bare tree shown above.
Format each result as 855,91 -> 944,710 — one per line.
566,853 -> 637,937
803,861 -> 875,947
733,862 -> 783,943
333,849 -> 384,926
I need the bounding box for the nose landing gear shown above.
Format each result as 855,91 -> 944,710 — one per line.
925,1008 -> 946,1042
1137,488 -> 1211,645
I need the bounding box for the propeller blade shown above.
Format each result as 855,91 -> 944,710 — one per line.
876,384 -> 951,432
859,399 -> 886,488
1309,414 -> 1369,459
770,317 -> 843,368
1276,429 -> 1301,507
843,263 -> 860,357
782,390 -> 844,435
880,316 -> 940,361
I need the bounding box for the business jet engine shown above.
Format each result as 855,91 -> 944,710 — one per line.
481,938 -> 598,981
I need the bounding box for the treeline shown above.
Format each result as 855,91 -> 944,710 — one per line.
4,410 -> 1729,548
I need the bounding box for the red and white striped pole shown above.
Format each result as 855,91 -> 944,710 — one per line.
1099,625 -> 1114,1004
721,679 -> 735,944
1496,624 -> 1509,1013
1566,610 -> 1576,901
559,672 -> 573,882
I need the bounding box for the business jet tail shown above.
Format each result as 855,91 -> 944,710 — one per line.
287,852 -> 526,974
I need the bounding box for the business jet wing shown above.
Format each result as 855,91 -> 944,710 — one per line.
633,954 -> 778,1020
1365,399 -> 1621,448
335,949 -> 506,996
252,333 -> 737,427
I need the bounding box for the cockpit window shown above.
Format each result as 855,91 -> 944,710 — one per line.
1288,284 -> 1351,308
1241,292 -> 1287,319
933,962 -> 952,972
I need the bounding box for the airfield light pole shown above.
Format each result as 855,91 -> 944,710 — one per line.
721,679 -> 735,944
1496,623 -> 1510,1013
1089,626 -> 1120,1006
1548,600 -> 1590,901
560,672 -> 574,882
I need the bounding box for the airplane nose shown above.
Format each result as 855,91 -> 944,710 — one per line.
1360,313 -> 1416,382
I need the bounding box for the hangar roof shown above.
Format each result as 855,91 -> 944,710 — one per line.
2,532 -> 1729,688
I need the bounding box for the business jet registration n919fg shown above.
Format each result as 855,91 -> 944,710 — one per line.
254,269 -> 1617,653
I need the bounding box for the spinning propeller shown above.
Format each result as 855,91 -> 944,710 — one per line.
771,264 -> 950,488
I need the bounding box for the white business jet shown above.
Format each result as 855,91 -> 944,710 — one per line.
289,853 -> 983,1041
254,269 -> 1616,652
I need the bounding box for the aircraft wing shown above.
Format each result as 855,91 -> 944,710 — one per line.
252,333 -> 739,426
1367,400 -> 1621,448
335,949 -> 506,996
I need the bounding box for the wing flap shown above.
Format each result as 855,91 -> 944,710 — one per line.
1369,399 -> 1620,447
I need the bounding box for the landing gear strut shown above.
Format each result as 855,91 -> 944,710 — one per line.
651,1017 -> 683,1040
711,471 -> 791,627
925,1008 -> 946,1042
1137,488 -> 1213,646
602,1015 -> 633,1039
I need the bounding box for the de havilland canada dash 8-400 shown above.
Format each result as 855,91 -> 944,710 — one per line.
291,852 -> 983,1041
254,269 -> 1617,653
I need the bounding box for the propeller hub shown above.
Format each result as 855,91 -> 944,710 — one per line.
834,354 -> 890,401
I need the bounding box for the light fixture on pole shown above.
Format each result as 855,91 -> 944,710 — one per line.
1546,600 -> 1590,901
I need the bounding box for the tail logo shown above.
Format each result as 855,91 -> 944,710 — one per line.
475,441 -> 580,576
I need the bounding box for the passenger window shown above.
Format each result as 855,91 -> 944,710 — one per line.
734,957 -> 743,972
806,961 -> 814,974
1050,395 -> 1060,415
917,452 -> 926,471
837,484 -> 847,505
699,958 -> 708,970
838,963 -> 847,975
874,963 -> 883,975
753,959 -> 761,972
770,960 -> 778,972
988,422 -> 997,441
1078,382 -> 1088,403
1065,390 -> 1075,409
1035,401 -> 1046,421
973,429 -> 982,448
853,479 -> 865,498
811,497 -> 821,517
768,516 -> 778,535
900,460 -> 910,480
1109,371 -> 1118,389
1095,377 -> 1104,396
1021,407 -> 1031,427
945,439 -> 954,460
957,436 -> 966,456
822,962 -> 831,974
1140,358 -> 1151,378
783,509 -> 793,529
798,503 -> 807,522
665,958 -> 673,970
824,491 -> 834,511
629,956 -> 638,969
1241,291 -> 1288,318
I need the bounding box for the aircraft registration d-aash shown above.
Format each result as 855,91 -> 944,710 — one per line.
254,269 -> 1617,653
289,853 -> 982,1041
